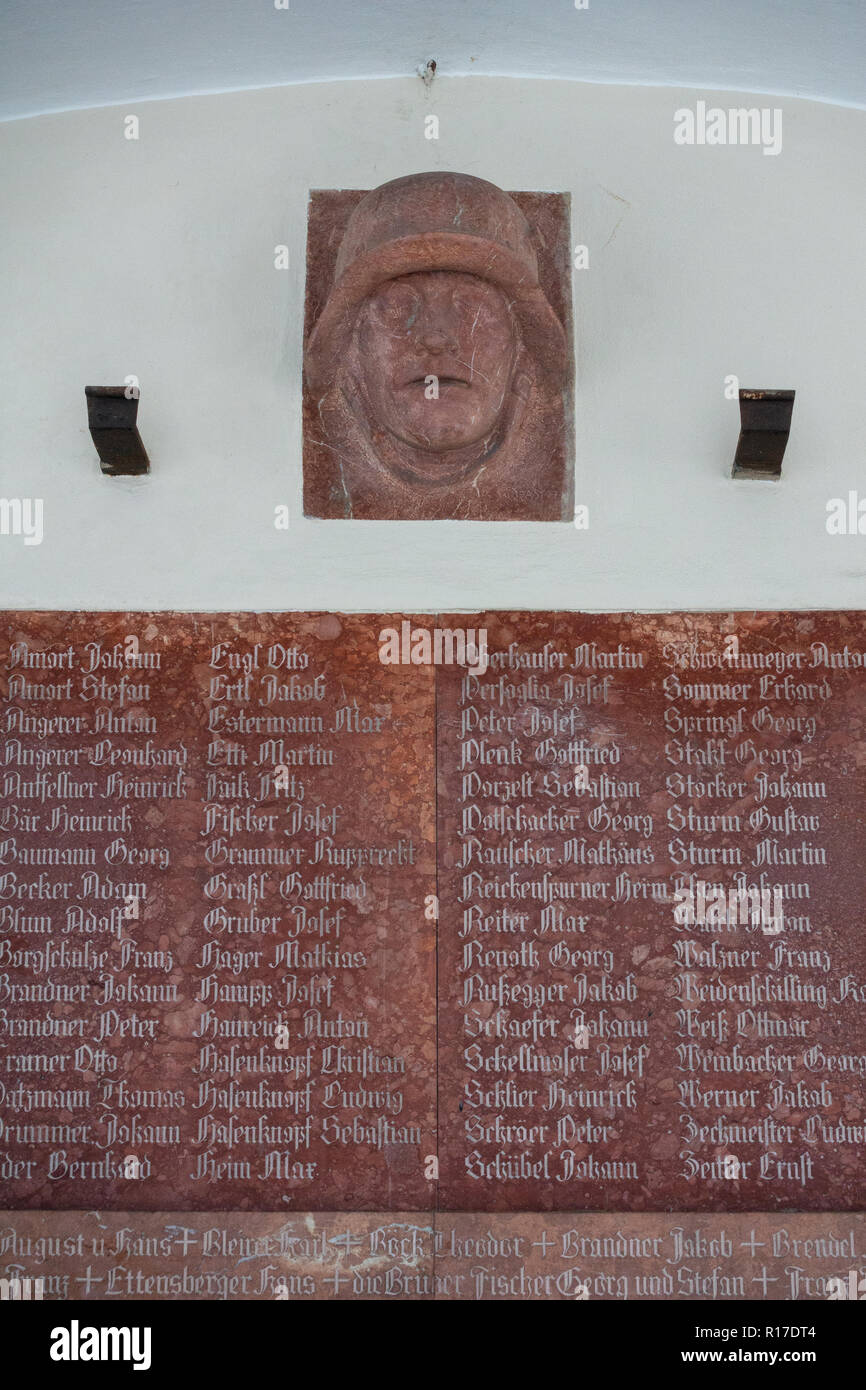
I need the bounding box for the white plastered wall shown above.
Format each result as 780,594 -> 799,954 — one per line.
1,76 -> 864,612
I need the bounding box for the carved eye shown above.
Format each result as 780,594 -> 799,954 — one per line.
453,289 -> 504,323
371,284 -> 421,327
453,289 -> 483,310
451,289 -> 480,313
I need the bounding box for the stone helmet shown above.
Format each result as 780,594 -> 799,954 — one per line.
304,170 -> 568,395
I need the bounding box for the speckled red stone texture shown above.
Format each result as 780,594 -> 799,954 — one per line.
1,1210 -> 862,1300
0,613 -> 435,1210
302,182 -> 574,520
436,612 -> 866,1211
1,611 -> 865,1225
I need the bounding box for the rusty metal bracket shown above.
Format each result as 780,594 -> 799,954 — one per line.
85,386 -> 150,475
732,388 -> 795,479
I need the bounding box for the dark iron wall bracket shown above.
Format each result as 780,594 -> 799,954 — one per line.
732,388 -> 795,480
85,386 -> 150,475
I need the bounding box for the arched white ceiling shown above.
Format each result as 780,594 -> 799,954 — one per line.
2,0 -> 865,122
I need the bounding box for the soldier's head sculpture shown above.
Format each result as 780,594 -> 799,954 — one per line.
303,172 -> 572,520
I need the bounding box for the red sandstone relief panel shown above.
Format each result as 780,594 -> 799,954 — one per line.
302,175 -> 574,520
436,612 -> 866,1210
0,613 -> 436,1209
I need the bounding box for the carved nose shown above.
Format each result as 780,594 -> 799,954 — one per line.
414,324 -> 457,354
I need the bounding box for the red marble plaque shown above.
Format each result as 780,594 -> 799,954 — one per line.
0,613 -> 436,1209
2,1210 -> 862,1301
1,609 -> 865,1240
436,612 -> 866,1211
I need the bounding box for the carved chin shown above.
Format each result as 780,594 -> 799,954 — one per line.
391,419 -> 489,453
369,410 -> 505,486
380,401 -> 502,454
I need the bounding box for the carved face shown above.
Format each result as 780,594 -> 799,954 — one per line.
355,272 -> 519,453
